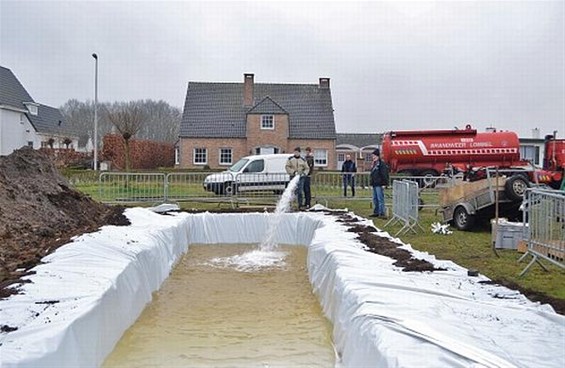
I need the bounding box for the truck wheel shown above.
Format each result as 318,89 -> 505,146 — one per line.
420,170 -> 439,188
505,175 -> 530,201
453,205 -> 475,231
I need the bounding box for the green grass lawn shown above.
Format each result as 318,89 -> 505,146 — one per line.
326,197 -> 565,302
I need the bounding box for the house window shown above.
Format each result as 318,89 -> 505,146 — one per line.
41,141 -> 49,148
20,114 -> 25,124
175,147 -> 180,165
314,149 -> 328,167
261,115 -> 274,130
219,148 -> 233,165
337,153 -> 345,162
27,141 -> 34,147
255,146 -> 279,155
193,148 -> 207,165
520,145 -> 540,165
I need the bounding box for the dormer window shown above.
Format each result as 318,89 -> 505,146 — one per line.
261,115 -> 274,130
23,102 -> 39,116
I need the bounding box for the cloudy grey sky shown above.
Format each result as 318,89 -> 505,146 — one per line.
1,0 -> 563,137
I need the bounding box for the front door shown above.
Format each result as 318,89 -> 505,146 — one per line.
259,147 -> 275,155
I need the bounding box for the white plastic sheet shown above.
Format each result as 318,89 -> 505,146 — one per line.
1,209 -> 564,368
308,214 -> 565,368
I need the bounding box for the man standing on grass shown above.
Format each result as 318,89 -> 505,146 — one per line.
369,149 -> 389,218
341,154 -> 357,197
303,147 -> 315,208
285,147 -> 309,210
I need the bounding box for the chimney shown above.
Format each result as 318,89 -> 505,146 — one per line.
532,128 -> 540,139
244,73 -> 254,107
319,77 -> 330,89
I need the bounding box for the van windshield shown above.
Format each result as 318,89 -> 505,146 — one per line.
229,158 -> 249,172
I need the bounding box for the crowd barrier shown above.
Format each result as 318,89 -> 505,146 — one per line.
98,171 -> 443,206
519,188 -> 565,276
383,179 -> 423,236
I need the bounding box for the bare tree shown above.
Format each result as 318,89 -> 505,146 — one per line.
107,101 -> 147,172
60,99 -> 181,147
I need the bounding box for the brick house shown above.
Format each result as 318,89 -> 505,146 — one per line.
178,74 -> 336,169
336,133 -> 381,171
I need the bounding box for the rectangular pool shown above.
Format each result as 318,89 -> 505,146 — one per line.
103,244 -> 335,367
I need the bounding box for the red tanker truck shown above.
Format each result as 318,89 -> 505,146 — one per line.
381,125 -> 564,189
543,134 -> 565,179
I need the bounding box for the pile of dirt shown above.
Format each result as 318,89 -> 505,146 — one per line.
336,214 -> 445,272
0,148 -> 129,296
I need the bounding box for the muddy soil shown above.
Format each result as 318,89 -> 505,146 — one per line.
336,214 -> 444,272
0,148 -> 129,298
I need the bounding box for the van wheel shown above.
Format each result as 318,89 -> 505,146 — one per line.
453,205 -> 475,231
224,182 -> 236,196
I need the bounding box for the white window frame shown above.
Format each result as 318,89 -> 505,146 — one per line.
314,149 -> 328,167
193,147 -> 207,165
174,146 -> 180,165
261,115 -> 274,130
219,148 -> 233,165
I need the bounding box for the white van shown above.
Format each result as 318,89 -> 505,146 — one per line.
203,154 -> 292,195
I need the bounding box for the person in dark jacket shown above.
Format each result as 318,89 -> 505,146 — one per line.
303,147 -> 315,208
369,149 -> 389,217
341,154 -> 357,197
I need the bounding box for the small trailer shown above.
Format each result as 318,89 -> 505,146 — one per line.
439,172 -> 529,231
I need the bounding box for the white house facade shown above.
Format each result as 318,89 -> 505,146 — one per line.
0,66 -> 79,156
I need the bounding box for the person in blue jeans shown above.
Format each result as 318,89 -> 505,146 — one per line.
369,149 -> 389,218
341,154 -> 357,197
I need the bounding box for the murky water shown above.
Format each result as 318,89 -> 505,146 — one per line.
103,244 -> 335,367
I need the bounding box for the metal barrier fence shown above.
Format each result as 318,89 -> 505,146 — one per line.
99,173 -> 166,203
383,180 -> 423,236
519,188 -> 565,276
98,171 -> 444,206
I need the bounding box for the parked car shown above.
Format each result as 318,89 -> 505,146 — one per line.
203,154 -> 292,195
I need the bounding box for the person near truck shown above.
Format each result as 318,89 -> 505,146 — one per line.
370,149 -> 389,218
285,147 -> 310,210
341,154 -> 357,197
303,147 -> 315,208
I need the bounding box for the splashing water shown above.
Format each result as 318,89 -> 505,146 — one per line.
207,249 -> 288,272
260,175 -> 301,251
207,175 -> 301,272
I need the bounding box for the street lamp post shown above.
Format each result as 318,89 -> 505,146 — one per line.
92,53 -> 98,171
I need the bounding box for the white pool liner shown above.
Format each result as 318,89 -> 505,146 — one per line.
0,208 -> 563,368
